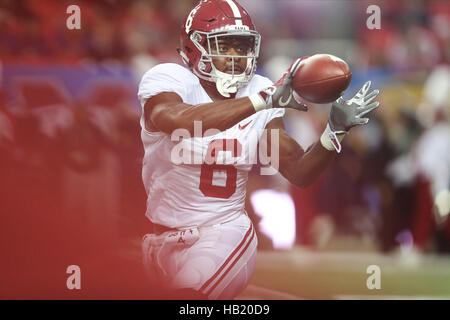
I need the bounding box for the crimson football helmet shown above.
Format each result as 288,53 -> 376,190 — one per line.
178,0 -> 261,97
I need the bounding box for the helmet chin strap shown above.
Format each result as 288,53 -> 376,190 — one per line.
215,70 -> 246,98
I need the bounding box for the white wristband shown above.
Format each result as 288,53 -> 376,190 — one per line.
320,123 -> 346,153
249,93 -> 268,112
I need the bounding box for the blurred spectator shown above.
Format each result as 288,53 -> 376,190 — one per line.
386,65 -> 450,252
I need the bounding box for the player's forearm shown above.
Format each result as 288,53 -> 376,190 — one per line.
288,141 -> 337,188
152,98 -> 256,135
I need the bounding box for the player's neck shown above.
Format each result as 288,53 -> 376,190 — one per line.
200,79 -> 236,101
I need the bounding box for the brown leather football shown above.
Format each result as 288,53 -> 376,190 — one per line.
292,54 -> 352,104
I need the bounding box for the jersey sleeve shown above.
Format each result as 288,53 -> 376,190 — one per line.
264,108 -> 285,125
137,64 -> 188,109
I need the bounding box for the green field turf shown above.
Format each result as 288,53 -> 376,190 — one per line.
240,246 -> 450,300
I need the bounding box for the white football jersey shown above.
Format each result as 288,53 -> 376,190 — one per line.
138,63 -> 284,228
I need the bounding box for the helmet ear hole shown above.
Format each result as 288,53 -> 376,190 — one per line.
192,33 -> 203,43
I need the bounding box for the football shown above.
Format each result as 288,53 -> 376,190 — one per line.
292,54 -> 352,104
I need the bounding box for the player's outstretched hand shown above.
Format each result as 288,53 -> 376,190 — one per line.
249,58 -> 308,112
329,81 -> 380,133
320,81 -> 380,153
271,58 -> 308,111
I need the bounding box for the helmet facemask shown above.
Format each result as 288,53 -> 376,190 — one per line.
190,28 -> 261,97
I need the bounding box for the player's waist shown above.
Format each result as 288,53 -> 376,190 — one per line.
150,210 -> 248,236
151,223 -> 177,236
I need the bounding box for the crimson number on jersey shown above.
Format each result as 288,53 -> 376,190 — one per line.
199,139 -> 242,199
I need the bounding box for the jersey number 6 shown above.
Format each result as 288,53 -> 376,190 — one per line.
199,139 -> 242,199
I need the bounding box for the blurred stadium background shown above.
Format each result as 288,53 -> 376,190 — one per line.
0,0 -> 449,299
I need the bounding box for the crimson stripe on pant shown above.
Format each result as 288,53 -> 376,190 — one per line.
205,227 -> 256,297
199,223 -> 254,295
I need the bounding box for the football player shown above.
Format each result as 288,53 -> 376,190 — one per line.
138,0 -> 379,299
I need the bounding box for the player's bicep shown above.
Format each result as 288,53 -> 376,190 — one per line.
264,117 -> 305,179
143,92 -> 184,133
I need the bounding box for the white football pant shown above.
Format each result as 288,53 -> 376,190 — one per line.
142,213 -> 257,299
